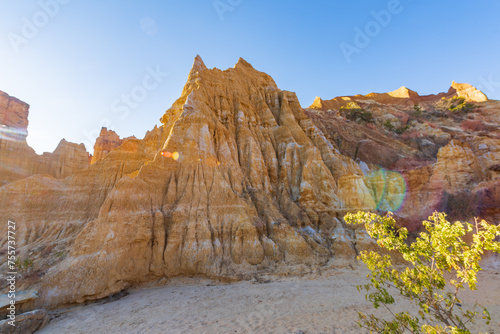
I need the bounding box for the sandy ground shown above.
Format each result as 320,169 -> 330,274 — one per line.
38,262 -> 500,334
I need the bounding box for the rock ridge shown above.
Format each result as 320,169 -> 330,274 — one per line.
310,81 -> 488,110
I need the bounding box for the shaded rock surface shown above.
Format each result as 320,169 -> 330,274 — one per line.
0,309 -> 48,334
0,291 -> 39,318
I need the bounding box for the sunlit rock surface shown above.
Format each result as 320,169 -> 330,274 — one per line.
0,58 -> 498,309
91,127 -> 138,164
0,91 -> 89,185
307,83 -> 499,229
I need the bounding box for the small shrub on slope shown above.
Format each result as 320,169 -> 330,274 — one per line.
340,103 -> 374,124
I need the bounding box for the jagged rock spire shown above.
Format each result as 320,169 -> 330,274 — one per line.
235,57 -> 253,69
187,55 -> 207,79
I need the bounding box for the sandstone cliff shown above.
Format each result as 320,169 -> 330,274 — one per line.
0,58 -> 378,308
0,91 -> 90,185
0,59 -> 498,310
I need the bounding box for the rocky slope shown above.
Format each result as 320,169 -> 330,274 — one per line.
0,91 -> 90,185
0,58 -> 498,310
307,82 -> 500,228
310,81 -> 488,111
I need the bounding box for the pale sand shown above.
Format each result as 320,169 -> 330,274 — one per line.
39,262 -> 500,334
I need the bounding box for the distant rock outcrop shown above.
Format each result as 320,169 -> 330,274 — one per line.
91,127 -> 137,164
309,82 -> 488,110
0,90 -> 29,140
0,91 -> 90,185
449,81 -> 488,102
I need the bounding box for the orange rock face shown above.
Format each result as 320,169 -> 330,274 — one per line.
0,90 -> 29,138
0,58 -> 498,309
0,57 -> 376,307
91,127 -> 137,164
0,91 -> 90,185
450,81 -> 488,102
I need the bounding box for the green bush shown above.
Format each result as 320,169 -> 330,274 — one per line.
382,120 -> 410,134
437,97 -> 477,113
340,103 -> 374,123
414,104 -> 423,113
383,119 -> 395,131
412,104 -> 424,118
394,125 -> 410,135
344,211 -> 500,333
14,257 -> 34,275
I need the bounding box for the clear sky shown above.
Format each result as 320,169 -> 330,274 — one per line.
1,0 -> 499,154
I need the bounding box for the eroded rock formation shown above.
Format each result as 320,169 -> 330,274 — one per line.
306,81 -> 499,228
0,91 -> 90,185
28,56 -> 379,306
0,58 -> 498,310
91,128 -> 137,164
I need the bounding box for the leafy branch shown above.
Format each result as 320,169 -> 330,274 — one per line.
344,211 -> 500,333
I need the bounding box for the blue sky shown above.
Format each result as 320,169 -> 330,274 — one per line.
1,0 -> 499,154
